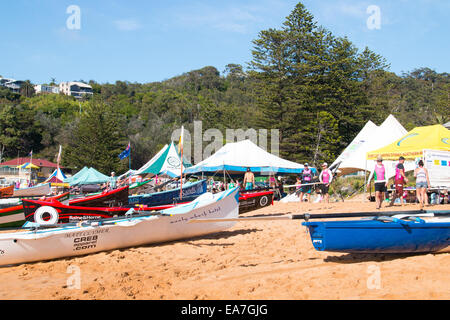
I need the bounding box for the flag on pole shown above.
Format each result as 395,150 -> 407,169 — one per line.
179,126 -> 184,200
28,150 -> 33,157
56,145 -> 62,168
119,142 -> 131,160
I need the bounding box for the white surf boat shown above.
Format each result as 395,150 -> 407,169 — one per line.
12,183 -> 51,197
0,188 -> 239,266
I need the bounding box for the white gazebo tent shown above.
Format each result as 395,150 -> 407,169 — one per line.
184,139 -> 310,176
330,120 -> 378,176
332,114 -> 415,181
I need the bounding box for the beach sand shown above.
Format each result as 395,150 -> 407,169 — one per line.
0,199 -> 449,300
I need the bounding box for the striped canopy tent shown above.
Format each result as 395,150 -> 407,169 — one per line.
135,142 -> 191,178
44,167 -> 67,184
367,124 -> 450,160
16,162 -> 39,169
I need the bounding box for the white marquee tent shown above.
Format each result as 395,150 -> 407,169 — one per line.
184,139 -> 312,176
331,114 -> 416,181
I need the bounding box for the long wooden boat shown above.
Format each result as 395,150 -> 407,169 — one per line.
0,192 -> 70,228
128,180 -> 207,207
68,186 -> 129,207
302,212 -> 450,253
0,188 -> 239,266
238,191 -> 273,214
0,185 -> 14,198
13,183 -> 51,197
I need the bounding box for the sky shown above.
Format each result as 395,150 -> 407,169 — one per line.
1,0 -> 449,84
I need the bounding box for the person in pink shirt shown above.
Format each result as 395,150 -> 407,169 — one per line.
319,162 -> 333,203
367,155 -> 389,209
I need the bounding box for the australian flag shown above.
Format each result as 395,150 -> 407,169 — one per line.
119,142 -> 131,160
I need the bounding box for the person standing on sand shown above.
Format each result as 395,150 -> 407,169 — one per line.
319,162 -> 333,203
367,155 -> 388,209
414,160 -> 431,209
243,167 -> 255,191
298,163 -> 313,203
389,156 -> 409,206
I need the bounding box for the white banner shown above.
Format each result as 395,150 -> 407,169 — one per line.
423,149 -> 450,189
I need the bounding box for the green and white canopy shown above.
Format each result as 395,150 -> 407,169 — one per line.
135,142 -> 191,178
64,167 -> 110,186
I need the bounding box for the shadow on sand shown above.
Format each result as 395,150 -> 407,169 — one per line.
324,252 -> 442,264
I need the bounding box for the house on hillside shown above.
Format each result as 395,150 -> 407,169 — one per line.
0,78 -> 25,93
0,157 -> 62,186
59,81 -> 93,99
34,84 -> 60,94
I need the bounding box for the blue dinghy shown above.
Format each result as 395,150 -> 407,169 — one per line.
128,180 -> 207,207
303,215 -> 450,254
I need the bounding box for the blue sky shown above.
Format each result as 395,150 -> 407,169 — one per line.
1,0 -> 448,84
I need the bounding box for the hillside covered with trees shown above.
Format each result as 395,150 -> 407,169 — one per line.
0,2 -> 448,175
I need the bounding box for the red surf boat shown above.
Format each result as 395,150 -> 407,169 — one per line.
238,190 -> 274,214
68,186 -> 129,207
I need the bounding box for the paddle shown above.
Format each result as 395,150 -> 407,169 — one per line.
188,209 -> 450,223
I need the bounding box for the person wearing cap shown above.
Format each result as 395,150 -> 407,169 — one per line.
243,167 -> 255,191
367,155 -> 388,209
298,163 -> 313,203
389,156 -> 409,207
319,162 -> 333,203
108,171 -> 117,190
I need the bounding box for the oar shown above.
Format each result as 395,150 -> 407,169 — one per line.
188,209 -> 450,223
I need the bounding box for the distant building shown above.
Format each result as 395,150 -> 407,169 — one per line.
0,77 -> 14,86
34,84 -> 60,94
0,157 -> 62,185
59,81 -> 93,99
0,78 -> 25,93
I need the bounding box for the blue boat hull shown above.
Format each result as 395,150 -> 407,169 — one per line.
128,180 -> 207,207
302,219 -> 450,253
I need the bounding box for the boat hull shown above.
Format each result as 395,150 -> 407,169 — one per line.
0,185 -> 14,198
69,186 -> 129,207
239,191 -> 274,214
13,183 -> 51,197
23,199 -> 130,224
0,188 -> 239,266
128,180 -> 207,207
0,192 -> 70,228
303,218 -> 450,253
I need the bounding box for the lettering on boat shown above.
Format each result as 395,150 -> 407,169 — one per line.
73,235 -> 98,251
68,215 -> 103,222
170,206 -> 222,224
0,249 -> 4,255
65,228 -> 110,239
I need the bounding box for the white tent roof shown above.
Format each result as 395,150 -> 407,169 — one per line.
333,115 -> 411,178
330,120 -> 378,173
184,139 -> 310,175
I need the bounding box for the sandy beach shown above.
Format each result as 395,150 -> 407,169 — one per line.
0,199 -> 449,300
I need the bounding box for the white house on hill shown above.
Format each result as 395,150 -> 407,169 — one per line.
59,81 -> 93,99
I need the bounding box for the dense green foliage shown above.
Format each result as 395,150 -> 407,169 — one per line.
0,2 -> 448,174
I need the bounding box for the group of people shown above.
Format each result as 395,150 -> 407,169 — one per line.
370,155 -> 431,209
295,162 -> 334,203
